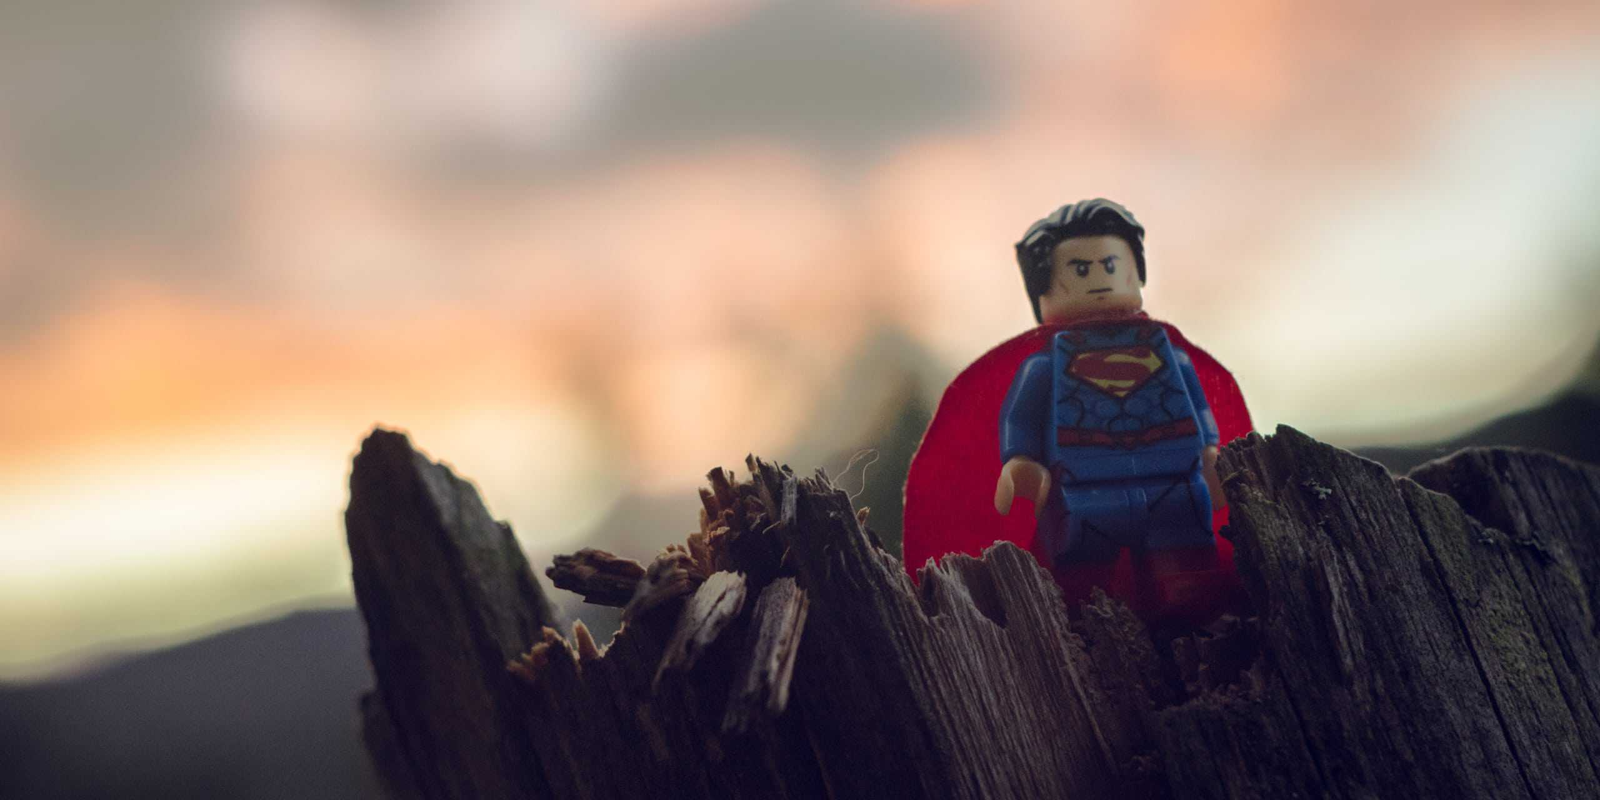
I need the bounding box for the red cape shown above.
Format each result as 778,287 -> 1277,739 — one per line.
902,315 -> 1253,599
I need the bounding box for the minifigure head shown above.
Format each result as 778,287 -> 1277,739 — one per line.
1015,199 -> 1146,324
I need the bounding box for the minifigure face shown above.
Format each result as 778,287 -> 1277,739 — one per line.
1036,235 -> 1143,325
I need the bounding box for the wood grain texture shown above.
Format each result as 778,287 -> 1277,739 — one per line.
348,426 -> 1600,799
345,429 -> 556,800
1171,426 -> 1600,800
722,577 -> 806,734
656,571 -> 748,690
546,549 -> 646,608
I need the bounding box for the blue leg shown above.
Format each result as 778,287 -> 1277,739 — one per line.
1048,484 -> 1133,566
1138,470 -> 1214,552
1130,471 -> 1229,626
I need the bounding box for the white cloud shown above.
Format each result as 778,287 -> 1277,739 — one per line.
218,0 -> 613,153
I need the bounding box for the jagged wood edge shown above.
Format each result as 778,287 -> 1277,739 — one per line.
1158,426 -> 1600,800
348,425 -> 1600,800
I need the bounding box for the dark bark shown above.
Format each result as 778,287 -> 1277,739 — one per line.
345,429 -> 556,799
1164,428 -> 1600,800
347,426 -> 1600,799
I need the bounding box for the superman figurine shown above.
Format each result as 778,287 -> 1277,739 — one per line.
902,199 -> 1253,627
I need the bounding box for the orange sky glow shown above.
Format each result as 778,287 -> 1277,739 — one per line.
3,0 -> 1599,678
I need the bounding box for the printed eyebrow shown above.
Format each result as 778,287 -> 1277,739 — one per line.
1067,258 -> 1094,267
1100,255 -> 1119,267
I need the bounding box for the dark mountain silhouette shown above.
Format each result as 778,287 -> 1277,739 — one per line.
0,608 -> 382,800
1358,391 -> 1600,474
1358,340 -> 1600,474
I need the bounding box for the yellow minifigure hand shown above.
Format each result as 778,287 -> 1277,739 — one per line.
995,456 -> 1052,516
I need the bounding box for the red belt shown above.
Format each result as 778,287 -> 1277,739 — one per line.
1056,418 -> 1198,450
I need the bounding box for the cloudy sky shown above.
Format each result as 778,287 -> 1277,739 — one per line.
3,0 -> 1599,678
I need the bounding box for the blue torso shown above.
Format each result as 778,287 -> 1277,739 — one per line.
996,318 -> 1225,562
1000,320 -> 1218,486
1049,322 -> 1201,482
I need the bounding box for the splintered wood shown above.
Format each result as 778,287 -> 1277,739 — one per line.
1158,429 -> 1600,800
722,577 -> 808,734
655,571 -> 749,689
349,428 -> 1600,800
546,549 -> 646,607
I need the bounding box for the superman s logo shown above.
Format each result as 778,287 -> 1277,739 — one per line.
1068,346 -> 1164,398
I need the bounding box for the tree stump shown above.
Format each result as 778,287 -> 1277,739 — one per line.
345,425 -> 1600,799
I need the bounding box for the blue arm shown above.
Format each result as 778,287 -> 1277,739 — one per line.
999,352 -> 1052,464
1174,347 -> 1220,446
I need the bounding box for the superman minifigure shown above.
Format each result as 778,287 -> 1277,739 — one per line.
903,199 -> 1253,627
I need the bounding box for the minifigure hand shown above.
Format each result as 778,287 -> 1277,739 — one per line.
995,456 -> 1052,516
1202,445 -> 1226,510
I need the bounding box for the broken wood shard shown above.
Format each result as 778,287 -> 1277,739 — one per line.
621,545 -> 705,623
722,577 -> 808,734
508,626 -> 576,685
349,426 -> 1600,799
654,571 -> 748,690
545,548 -> 646,608
344,429 -> 555,800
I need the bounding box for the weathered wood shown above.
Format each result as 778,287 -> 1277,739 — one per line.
655,571 -> 748,689
1076,588 -> 1176,787
622,545 -> 707,623
345,429 -> 557,800
348,426 -> 1600,799
1409,448 -> 1600,785
1158,426 -> 1600,799
493,457 -> 1140,798
546,549 -> 646,607
722,577 -> 808,734
360,690 -> 424,800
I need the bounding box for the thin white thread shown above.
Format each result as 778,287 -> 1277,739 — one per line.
834,448 -> 881,502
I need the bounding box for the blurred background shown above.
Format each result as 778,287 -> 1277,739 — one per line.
2,0 -> 1598,796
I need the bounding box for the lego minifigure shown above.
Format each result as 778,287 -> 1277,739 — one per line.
902,199 -> 1252,626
